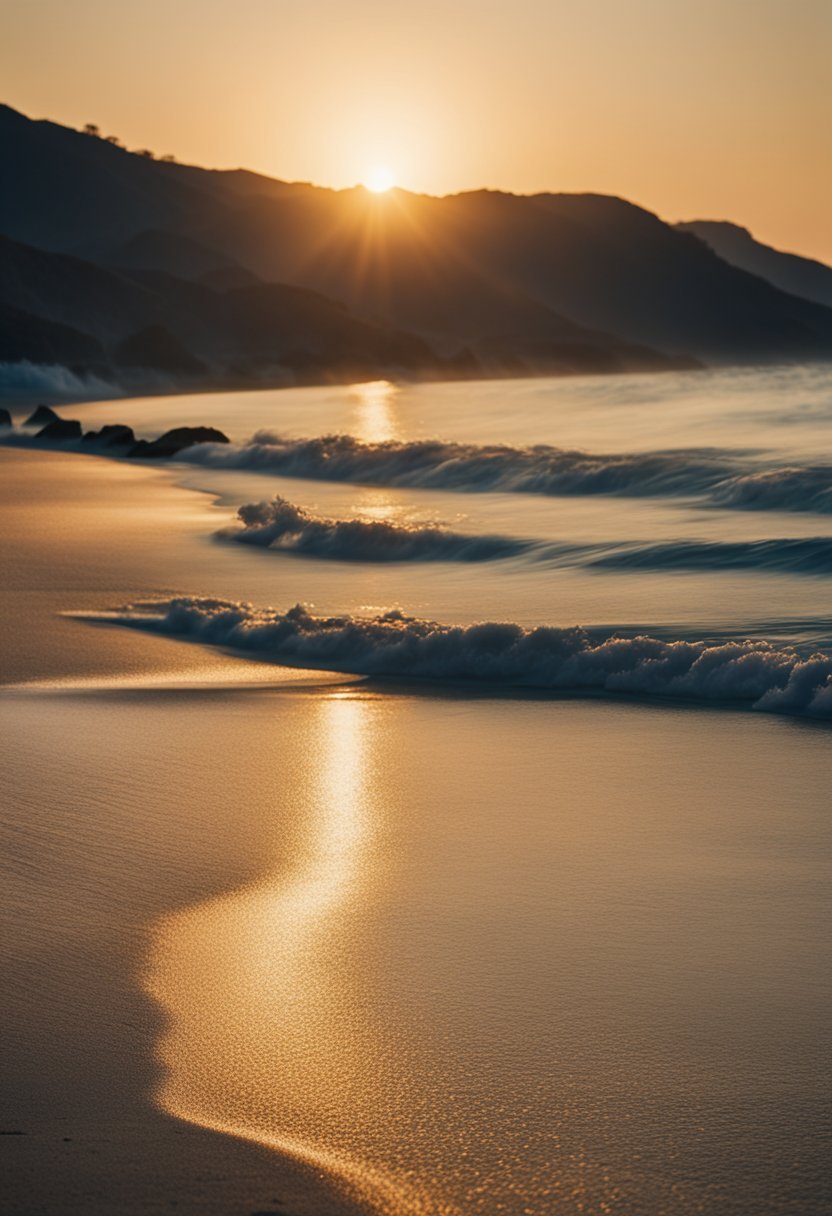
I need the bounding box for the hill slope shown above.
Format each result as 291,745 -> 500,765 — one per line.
1,102 -> 830,370
677,220 -> 832,310
0,234 -> 442,383
0,233 -> 680,388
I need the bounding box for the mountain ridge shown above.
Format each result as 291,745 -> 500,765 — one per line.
1,101 -> 830,397
0,230 -> 684,393
677,220 -> 832,310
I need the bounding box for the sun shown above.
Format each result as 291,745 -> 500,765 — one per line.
364,166 -> 396,194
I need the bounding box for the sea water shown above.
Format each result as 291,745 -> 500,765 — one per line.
2,364 -> 831,1213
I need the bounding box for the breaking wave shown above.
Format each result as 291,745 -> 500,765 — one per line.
218,496 -> 531,563
219,500 -> 832,577
89,597 -> 832,718
181,432 -> 736,499
6,419 -> 832,516
181,432 -> 832,515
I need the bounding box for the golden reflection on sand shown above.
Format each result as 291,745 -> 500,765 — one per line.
143,691 -> 452,1216
350,380 -> 400,442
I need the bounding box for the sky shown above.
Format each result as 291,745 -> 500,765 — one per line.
2,0 -> 830,261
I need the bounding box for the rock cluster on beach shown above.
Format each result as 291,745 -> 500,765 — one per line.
24,404 -> 60,427
36,418 -> 83,442
7,404 -> 230,459
128,426 -> 229,458
80,424 -> 137,448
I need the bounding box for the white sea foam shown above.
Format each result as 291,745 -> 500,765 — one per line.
89,597 -> 832,717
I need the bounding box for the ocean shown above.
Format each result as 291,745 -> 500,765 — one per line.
1,364 -> 830,1214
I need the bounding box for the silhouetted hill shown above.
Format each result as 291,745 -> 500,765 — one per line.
0,302 -> 103,366
0,232 -> 682,390
113,324 -> 207,375
1,101 -> 830,377
463,192 -> 832,359
677,221 -> 832,310
0,233 -> 451,387
0,103 -> 302,257
199,265 -> 261,291
151,184 -> 832,361
0,234 -> 178,342
107,228 -> 242,280
0,105 -> 217,255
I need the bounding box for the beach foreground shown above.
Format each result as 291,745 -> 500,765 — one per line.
1,438 -> 830,1215
0,448 -> 373,1215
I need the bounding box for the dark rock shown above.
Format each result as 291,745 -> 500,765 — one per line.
34,419 -> 83,443
24,404 -> 59,427
80,424 -> 136,448
127,439 -> 152,457
128,425 -> 229,459
0,407 -> 12,427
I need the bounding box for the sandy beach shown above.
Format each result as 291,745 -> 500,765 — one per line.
2,432 -> 830,1215
0,448 -> 371,1215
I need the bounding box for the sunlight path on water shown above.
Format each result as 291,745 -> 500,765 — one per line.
144,692 -> 458,1216
350,380 -> 401,443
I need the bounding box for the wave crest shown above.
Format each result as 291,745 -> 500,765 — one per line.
714,468 -> 832,514
182,433 -> 832,516
7,420 -> 832,516
183,432 -> 735,498
219,496 -> 529,562
222,502 -> 832,577
92,597 -> 832,718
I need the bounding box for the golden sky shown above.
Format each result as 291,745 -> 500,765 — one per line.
2,0 -> 830,261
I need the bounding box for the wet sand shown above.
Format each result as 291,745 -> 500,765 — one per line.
0,447 -> 368,1215
2,445 -> 830,1215
0,447 -> 210,686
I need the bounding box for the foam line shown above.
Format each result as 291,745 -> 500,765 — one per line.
89,597 -> 832,718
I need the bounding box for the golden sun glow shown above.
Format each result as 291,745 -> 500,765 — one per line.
364,166 -> 396,193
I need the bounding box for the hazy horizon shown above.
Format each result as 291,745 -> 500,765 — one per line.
2,0 -> 830,263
